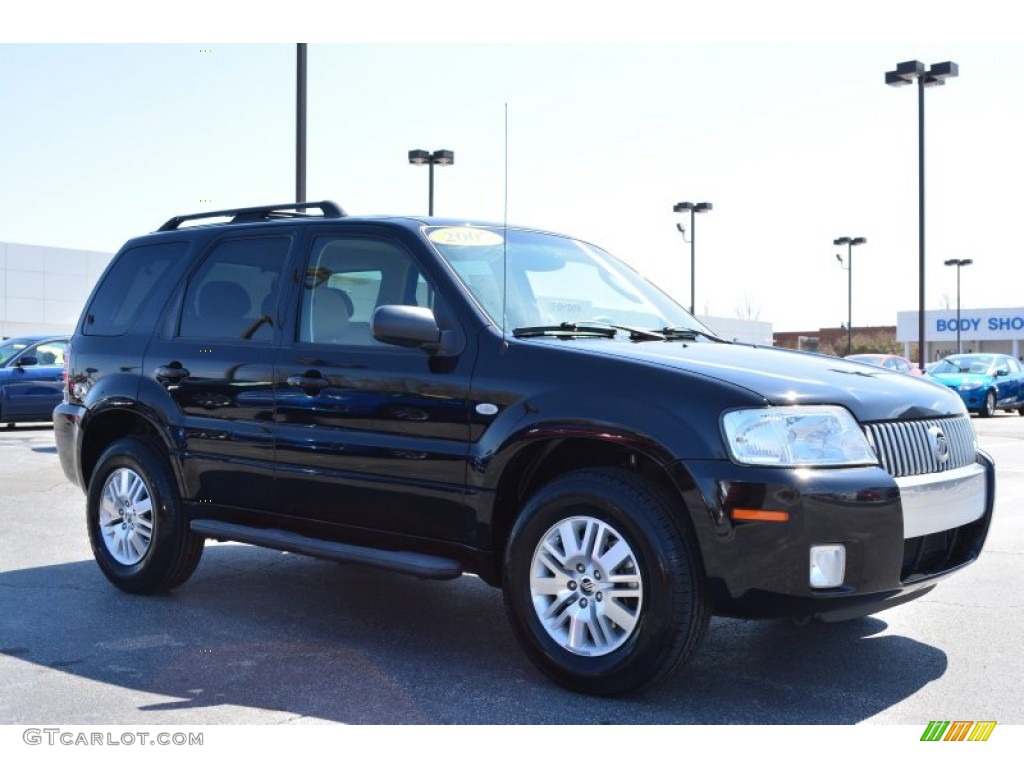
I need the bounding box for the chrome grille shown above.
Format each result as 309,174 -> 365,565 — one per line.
863,415 -> 977,478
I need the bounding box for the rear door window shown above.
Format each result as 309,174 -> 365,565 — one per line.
177,237 -> 291,341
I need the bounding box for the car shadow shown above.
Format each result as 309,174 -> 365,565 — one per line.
0,545 -> 946,725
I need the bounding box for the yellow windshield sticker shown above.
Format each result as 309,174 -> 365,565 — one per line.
428,227 -> 504,246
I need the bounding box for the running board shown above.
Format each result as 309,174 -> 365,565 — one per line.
190,519 -> 463,580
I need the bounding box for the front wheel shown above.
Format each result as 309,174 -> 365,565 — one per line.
502,468 -> 709,696
87,436 -> 204,594
979,390 -> 996,418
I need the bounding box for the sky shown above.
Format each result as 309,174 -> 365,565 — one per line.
3,2 -> 1023,335
4,2 -> 1024,759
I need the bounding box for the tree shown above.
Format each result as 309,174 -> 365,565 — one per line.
734,294 -> 761,320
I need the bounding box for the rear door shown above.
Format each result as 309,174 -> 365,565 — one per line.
142,233 -> 292,513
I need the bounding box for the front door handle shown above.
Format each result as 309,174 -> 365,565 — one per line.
155,363 -> 190,381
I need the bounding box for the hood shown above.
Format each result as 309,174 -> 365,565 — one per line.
927,372 -> 989,388
534,338 -> 968,423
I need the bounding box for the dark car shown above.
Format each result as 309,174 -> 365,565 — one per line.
0,334 -> 70,425
53,202 -> 995,696
926,353 -> 1024,417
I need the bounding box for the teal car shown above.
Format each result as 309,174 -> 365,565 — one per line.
926,353 -> 1024,417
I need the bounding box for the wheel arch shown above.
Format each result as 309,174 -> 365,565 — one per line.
487,434 -> 707,588
80,404 -> 171,492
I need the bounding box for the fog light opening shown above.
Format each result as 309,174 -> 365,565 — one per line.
810,544 -> 846,588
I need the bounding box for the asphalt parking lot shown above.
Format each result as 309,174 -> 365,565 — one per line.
0,414 -> 1022,726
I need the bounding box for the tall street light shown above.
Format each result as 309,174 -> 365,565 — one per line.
408,149 -> 454,216
834,236 -> 867,356
296,44 -> 307,208
944,258 -> 973,354
672,201 -> 713,315
885,59 -> 959,367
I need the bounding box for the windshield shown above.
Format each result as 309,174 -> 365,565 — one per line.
425,226 -> 713,336
931,355 -> 996,375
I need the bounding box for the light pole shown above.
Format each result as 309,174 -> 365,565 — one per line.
885,59 -> 959,367
408,149 -> 454,216
296,44 -> 307,208
672,201 -> 712,315
944,258 -> 973,353
834,237 -> 867,356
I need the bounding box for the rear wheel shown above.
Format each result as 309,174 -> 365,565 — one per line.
503,468 -> 709,696
87,436 -> 203,594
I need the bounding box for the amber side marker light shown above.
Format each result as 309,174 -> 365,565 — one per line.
730,509 -> 790,523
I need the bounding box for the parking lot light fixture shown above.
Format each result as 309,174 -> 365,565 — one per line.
834,236 -> 867,356
944,258 -> 973,354
408,149 -> 455,216
885,59 -> 959,367
672,201 -> 713,315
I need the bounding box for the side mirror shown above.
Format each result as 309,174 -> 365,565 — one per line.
995,367 -> 1009,377
15,355 -> 38,367
372,305 -> 463,356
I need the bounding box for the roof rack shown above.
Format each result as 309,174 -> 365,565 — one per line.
157,201 -> 346,232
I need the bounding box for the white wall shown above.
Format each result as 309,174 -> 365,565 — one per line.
0,242 -> 113,338
0,242 -> 777,348
697,315 -> 774,346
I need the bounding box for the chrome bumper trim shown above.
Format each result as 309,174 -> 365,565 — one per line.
897,463 -> 988,539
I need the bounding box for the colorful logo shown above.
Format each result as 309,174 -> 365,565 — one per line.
921,721 -> 997,741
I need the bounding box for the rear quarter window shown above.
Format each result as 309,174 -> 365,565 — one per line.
83,241 -> 188,336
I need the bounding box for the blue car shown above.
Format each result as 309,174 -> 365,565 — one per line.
926,353 -> 1024,418
0,334 -> 70,425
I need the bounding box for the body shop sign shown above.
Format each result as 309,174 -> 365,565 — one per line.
935,314 -> 1024,334
898,308 -> 1024,341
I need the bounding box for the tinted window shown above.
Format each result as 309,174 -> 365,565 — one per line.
178,237 -> 291,341
83,242 -> 187,336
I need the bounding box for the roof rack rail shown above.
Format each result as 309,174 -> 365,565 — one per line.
157,201 -> 346,232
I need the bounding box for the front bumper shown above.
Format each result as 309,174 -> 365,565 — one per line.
676,450 -> 995,622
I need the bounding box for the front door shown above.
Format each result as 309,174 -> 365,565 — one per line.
273,231 -> 477,543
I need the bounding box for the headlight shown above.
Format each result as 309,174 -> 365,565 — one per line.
957,382 -> 983,391
722,406 -> 878,467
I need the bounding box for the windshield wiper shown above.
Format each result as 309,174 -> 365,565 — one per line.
512,322 -> 618,339
512,321 -> 665,341
659,326 -> 727,342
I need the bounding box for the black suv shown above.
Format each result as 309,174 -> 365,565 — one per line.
54,202 -> 995,696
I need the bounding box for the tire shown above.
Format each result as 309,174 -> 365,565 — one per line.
979,390 -> 996,418
87,436 -> 204,594
502,468 -> 709,696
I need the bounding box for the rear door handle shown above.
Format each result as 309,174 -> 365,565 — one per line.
286,374 -> 329,391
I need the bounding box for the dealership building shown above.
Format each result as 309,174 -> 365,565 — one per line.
1,240 -> 776,346
0,241 -> 113,338
4,238 -> 1016,358
897,307 -> 1024,362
